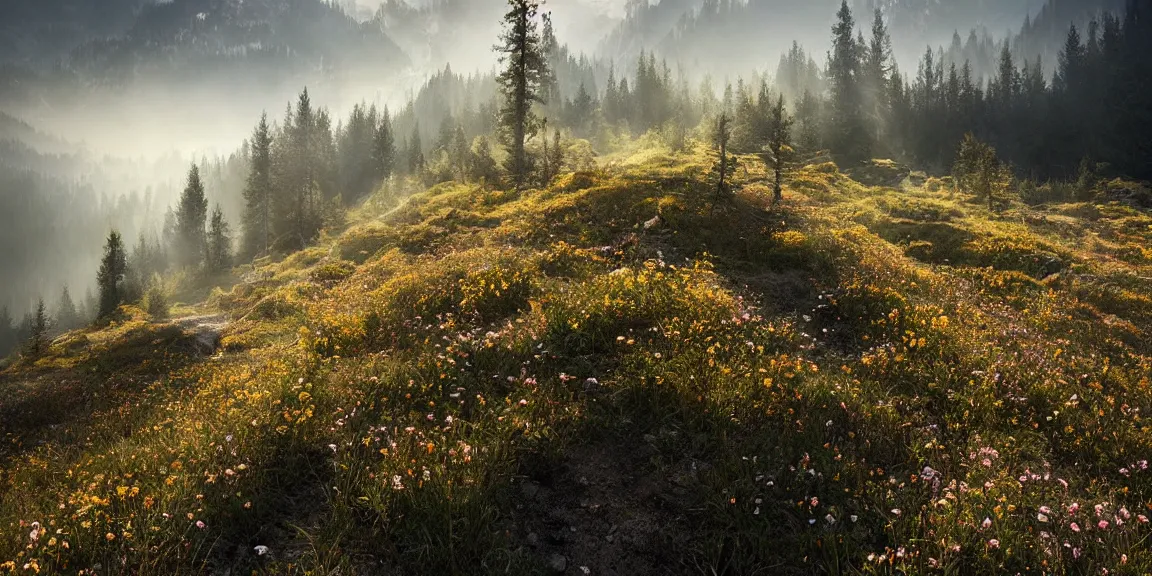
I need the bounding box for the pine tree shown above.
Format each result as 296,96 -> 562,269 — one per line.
712,112 -> 733,211
470,136 -> 501,185
243,113 -> 274,258
796,90 -> 822,150
144,276 -> 169,321
766,95 -> 795,204
373,107 -> 396,180
548,128 -> 564,181
96,230 -> 128,319
408,123 -> 425,173
175,164 -> 209,269
954,133 -> 1012,212
24,298 -> 49,359
207,205 -> 232,274
56,286 -> 78,332
451,125 -> 470,180
864,9 -> 892,150
827,0 -> 868,162
496,0 -> 550,189
568,82 -> 595,136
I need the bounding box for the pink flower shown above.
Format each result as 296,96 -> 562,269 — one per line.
1098,520 -> 1109,530
982,458 -> 992,467
1068,503 -> 1080,514
982,517 -> 992,529
988,539 -> 1000,549
810,497 -> 819,507
1095,504 -> 1105,517
1070,522 -> 1081,532
1073,547 -> 1081,559
1039,506 -> 1052,515
1122,554 -> 1128,565
1138,515 -> 1149,524
196,520 -> 206,529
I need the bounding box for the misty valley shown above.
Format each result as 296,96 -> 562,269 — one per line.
1,0 -> 1151,574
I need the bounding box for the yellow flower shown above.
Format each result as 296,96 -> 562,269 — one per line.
105,532 -> 116,541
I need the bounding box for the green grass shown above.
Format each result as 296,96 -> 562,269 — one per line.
2,139 -> 1151,575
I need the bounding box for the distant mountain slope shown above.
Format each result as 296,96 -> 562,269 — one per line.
594,0 -> 1118,74
0,0 -> 147,66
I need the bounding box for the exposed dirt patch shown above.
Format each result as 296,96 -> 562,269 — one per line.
513,441 -> 694,575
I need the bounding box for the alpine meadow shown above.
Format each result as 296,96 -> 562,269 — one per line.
4,0 -> 1152,574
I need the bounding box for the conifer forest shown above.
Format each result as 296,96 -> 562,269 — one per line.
1,0 -> 1151,574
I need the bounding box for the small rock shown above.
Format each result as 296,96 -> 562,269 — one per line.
549,554 -> 568,573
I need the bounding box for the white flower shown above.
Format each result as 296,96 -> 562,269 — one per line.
850,515 -> 858,523
254,545 -> 270,556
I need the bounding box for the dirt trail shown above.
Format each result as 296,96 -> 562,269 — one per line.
514,441 -> 696,575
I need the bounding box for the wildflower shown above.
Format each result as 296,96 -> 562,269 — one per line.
106,533 -> 116,541
825,514 -> 836,524
1095,504 -> 1105,517
1068,503 -> 1080,514
891,509 -> 901,516
518,399 -> 528,406
850,515 -> 858,523
1039,505 -> 1052,515
28,522 -> 40,542
225,435 -> 233,443
328,444 -> 337,453
810,497 -> 819,507
196,521 -> 206,529
1121,554 -> 1128,565
1138,515 -> 1149,524
982,458 -> 992,468
988,539 -> 1000,549
753,507 -> 760,515
1037,513 -> 1049,523
254,545 -> 270,556
1073,547 -> 1081,559
1070,522 -> 1080,532
1097,520 -> 1109,530
982,517 -> 992,529
808,518 -> 816,525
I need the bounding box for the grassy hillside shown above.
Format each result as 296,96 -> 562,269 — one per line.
2,140 -> 1151,575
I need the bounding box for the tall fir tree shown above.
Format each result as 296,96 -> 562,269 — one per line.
766,95 -> 795,204
408,124 -> 425,173
827,1 -> 869,162
56,286 -> 78,332
242,113 -> 274,259
175,164 -> 209,269
373,107 -> 396,181
496,0 -> 550,189
96,230 -> 128,319
864,9 -> 893,151
24,298 -> 49,359
207,205 -> 232,274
